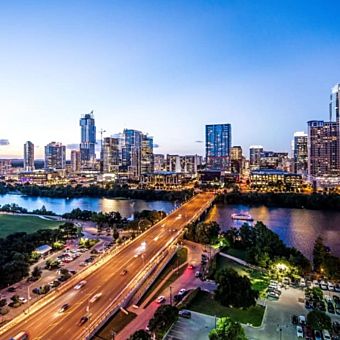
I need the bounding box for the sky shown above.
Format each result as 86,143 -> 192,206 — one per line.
1,0 -> 340,159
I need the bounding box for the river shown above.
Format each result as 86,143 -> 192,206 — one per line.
0,194 -> 177,219
1,194 -> 339,258
206,203 -> 340,259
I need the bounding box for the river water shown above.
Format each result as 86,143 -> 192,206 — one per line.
206,203 -> 340,259
1,194 -> 339,258
0,194 -> 177,219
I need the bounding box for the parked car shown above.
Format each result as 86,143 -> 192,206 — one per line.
305,300 -> 313,309
334,295 -> 340,304
300,278 -> 306,287
195,271 -> 201,278
18,297 -> 27,304
314,330 -> 322,340
328,302 -> 335,314
7,287 -> 16,293
267,291 -> 279,299
296,325 -> 304,338
174,294 -> 182,303
298,315 -> 306,325
320,281 -> 328,290
322,329 -> 331,340
179,310 -> 191,319
328,282 -> 334,291
304,326 -> 313,340
335,283 -> 340,292
178,289 -> 187,296
156,296 -> 166,304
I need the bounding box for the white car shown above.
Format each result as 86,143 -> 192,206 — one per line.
74,280 -> 87,290
19,297 -> 27,304
300,278 -> 306,287
178,289 -> 186,295
156,296 -> 166,303
296,325 -> 304,338
320,281 -> 328,290
89,293 -> 102,303
327,282 -> 334,291
298,315 -> 306,325
322,329 -> 331,340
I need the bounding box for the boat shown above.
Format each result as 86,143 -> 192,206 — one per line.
231,212 -> 254,222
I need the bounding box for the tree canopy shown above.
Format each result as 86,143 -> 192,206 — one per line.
209,317 -> 246,340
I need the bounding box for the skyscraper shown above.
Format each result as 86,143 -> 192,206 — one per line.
231,146 -> 243,174
102,137 -> 121,173
205,124 -> 231,171
70,150 -> 81,173
293,132 -> 308,175
249,145 -> 263,169
141,135 -> 154,174
330,84 -> 340,169
307,121 -> 338,176
44,142 -> 66,170
24,141 -> 34,171
122,129 -> 142,179
80,112 -> 96,165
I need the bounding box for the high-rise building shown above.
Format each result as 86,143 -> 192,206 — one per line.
231,146 -> 243,174
293,132 -> 308,175
122,129 -> 142,179
260,151 -> 289,171
330,84 -> 340,169
44,142 -> 66,170
141,135 -> 154,174
180,155 -> 200,174
154,154 -> 166,172
24,141 -> 34,171
205,124 -> 232,171
307,121 -> 338,176
80,112 -> 96,165
249,145 -> 263,169
70,150 -> 81,173
102,137 -> 121,173
166,155 -> 181,173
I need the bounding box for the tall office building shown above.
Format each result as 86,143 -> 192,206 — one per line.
249,145 -> 263,169
80,112 -> 96,165
307,121 -> 338,176
330,84 -> 340,169
70,150 -> 81,173
24,141 -> 35,171
167,155 -> 181,173
141,135 -> 154,175
121,129 -> 142,179
180,155 -> 200,174
102,137 -> 121,173
154,154 -> 166,172
205,124 -> 231,171
292,132 -> 308,175
231,146 -> 243,174
44,142 -> 66,170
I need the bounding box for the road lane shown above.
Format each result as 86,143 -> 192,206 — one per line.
1,192 -> 214,340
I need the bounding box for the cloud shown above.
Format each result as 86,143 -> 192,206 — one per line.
66,143 -> 79,150
195,140 -> 203,143
0,139 -> 9,145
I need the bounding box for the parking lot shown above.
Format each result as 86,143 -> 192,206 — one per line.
165,311 -> 216,340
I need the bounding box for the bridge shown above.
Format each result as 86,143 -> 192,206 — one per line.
0,192 -> 215,340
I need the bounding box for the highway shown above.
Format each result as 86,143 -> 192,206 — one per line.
0,192 -> 215,340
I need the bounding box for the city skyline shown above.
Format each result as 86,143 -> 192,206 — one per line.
1,1 -> 340,158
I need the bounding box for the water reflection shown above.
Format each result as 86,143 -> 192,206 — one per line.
206,203 -> 340,259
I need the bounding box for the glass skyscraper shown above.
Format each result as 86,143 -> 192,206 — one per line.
79,112 -> 96,164
205,124 -> 231,170
44,142 -> 66,170
24,141 -> 34,171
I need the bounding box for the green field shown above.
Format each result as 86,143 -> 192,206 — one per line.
0,214 -> 62,238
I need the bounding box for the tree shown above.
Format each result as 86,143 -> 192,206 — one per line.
313,236 -> 326,272
209,317 -> 246,340
31,266 -> 42,279
148,305 -> 178,338
129,330 -> 151,340
185,222 -> 220,245
214,268 -> 259,308
307,310 -> 331,331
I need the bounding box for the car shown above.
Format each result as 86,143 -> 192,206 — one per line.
335,283 -> 340,292
298,315 -> 306,325
89,293 -> 102,303
78,314 -> 92,326
179,310 -> 191,319
328,282 -> 334,291
320,281 -> 328,290
300,278 -> 306,287
336,307 -> 340,315
314,330 -> 322,340
120,269 -> 128,276
328,302 -> 335,314
313,280 -> 319,287
156,296 -> 166,304
322,329 -> 331,340
18,297 -> 27,304
59,303 -> 70,313
195,271 -> 201,278
292,315 -> 299,325
334,295 -> 340,304
7,287 -> 16,293
267,291 -> 279,299
296,325 -> 304,338
178,289 -> 186,296
305,300 -> 313,309
174,294 -> 183,303
74,280 -> 87,290
188,264 -> 195,269
32,287 -> 41,295
305,326 -> 313,340
318,301 -> 326,312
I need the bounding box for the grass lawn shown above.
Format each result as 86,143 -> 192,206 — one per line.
187,290 -> 265,327
216,255 -> 269,298
96,310 -> 137,338
0,214 -> 62,238
139,247 -> 188,306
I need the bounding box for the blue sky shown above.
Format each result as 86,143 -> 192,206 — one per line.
1,0 -> 340,158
